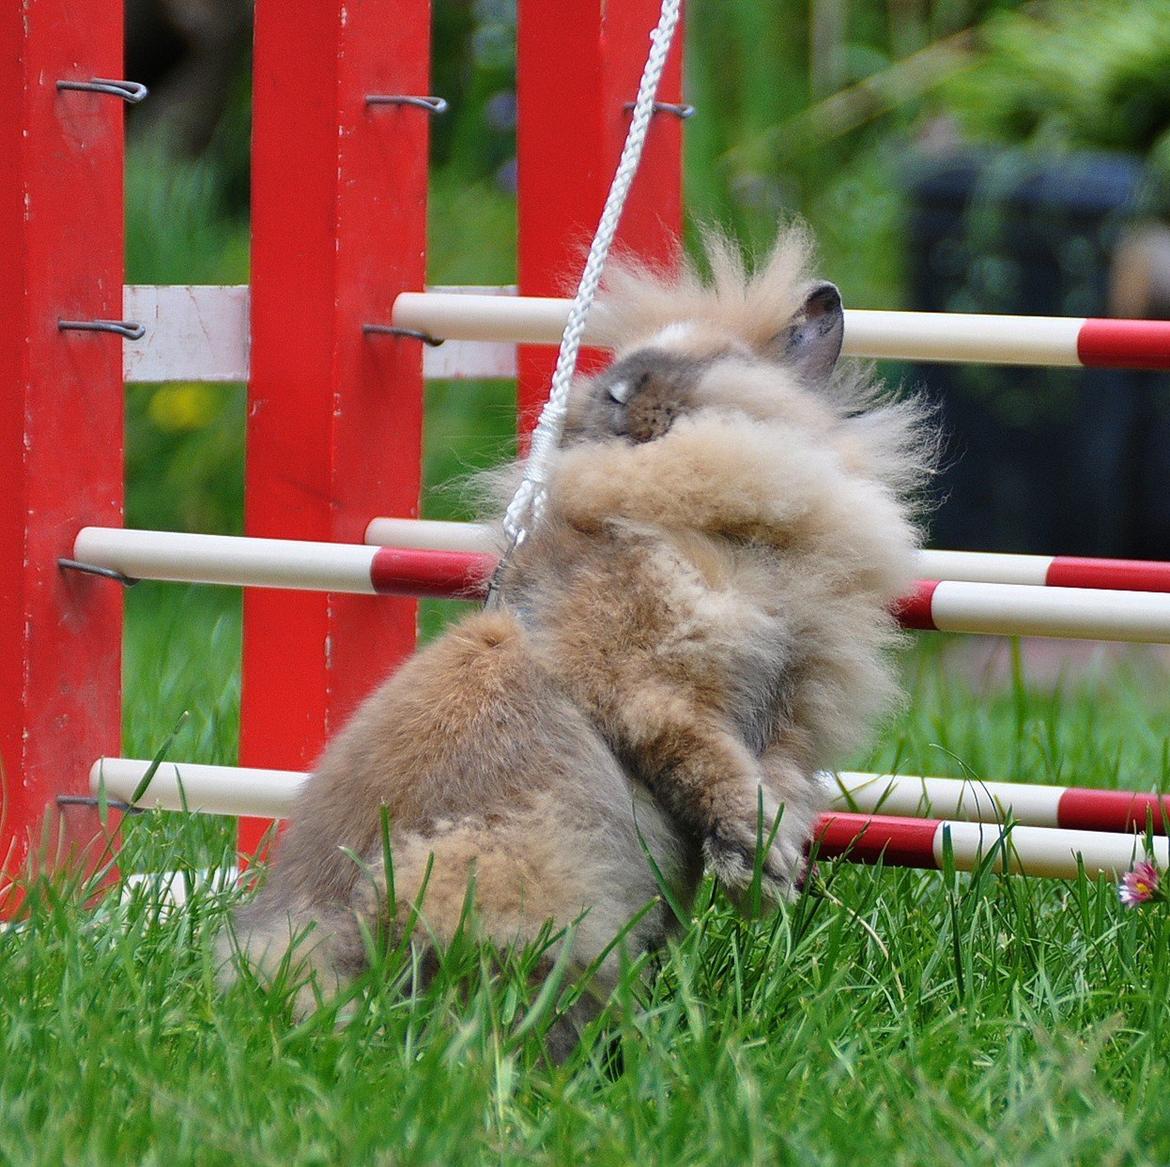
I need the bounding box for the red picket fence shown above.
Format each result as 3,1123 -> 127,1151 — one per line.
0,0 -> 685,909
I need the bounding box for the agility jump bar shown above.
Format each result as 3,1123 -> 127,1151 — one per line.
92,758 -> 1170,837
814,813 -> 1168,878
90,757 -> 305,819
392,291 -> 1170,370
90,758 -> 1168,881
828,772 -> 1170,835
365,519 -> 1170,595
72,527 -> 496,599
118,286 -> 1170,380
71,528 -> 1170,643
895,577 -> 1170,641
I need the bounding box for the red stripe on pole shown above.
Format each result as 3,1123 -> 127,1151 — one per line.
1046,556 -> 1170,593
892,578 -> 939,630
1077,319 -> 1170,369
813,813 -> 941,868
370,548 -> 495,599
1057,788 -> 1170,835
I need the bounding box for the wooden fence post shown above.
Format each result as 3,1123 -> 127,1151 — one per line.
0,1 -> 127,908
240,0 -> 432,854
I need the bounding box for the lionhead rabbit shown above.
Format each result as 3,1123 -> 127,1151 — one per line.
220,228 -> 933,1045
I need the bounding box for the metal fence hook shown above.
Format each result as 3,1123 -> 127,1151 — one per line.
58,558 -> 140,587
363,323 -> 445,347
58,319 -> 146,341
57,78 -> 149,104
365,94 -> 448,114
623,100 -> 695,119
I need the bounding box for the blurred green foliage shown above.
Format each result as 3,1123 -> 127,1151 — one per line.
683,0 -> 1019,303
937,0 -> 1170,173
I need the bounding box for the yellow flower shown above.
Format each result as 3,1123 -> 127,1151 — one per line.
148,384 -> 219,432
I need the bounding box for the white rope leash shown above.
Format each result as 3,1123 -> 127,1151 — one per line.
498,0 -> 683,556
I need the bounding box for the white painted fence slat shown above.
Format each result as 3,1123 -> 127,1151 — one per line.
123,285 -> 250,383
122,285 -> 518,383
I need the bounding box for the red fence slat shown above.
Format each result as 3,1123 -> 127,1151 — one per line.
516,0 -> 685,434
241,0 -> 431,855
0,2 -> 125,910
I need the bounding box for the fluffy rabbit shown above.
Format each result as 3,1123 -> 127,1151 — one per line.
221,228 -> 933,1046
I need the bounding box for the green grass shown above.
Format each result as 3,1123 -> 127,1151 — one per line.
5,637 -> 1170,1164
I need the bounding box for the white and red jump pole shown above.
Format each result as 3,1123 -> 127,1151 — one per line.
827,772 -> 1170,835
72,528 -> 497,599
89,758 -> 1170,881
67,527 -> 1170,646
391,293 -> 1170,370
93,760 -> 1170,837
361,521 -> 1170,596
813,813 -> 1169,879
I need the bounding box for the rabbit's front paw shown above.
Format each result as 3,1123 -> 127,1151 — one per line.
702,804 -> 806,910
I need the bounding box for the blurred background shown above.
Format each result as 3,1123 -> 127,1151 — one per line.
118,0 -> 1170,737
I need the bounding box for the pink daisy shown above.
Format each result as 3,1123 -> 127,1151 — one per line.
1118,860 -> 1162,908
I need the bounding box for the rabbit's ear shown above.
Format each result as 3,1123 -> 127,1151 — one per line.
772,282 -> 843,383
